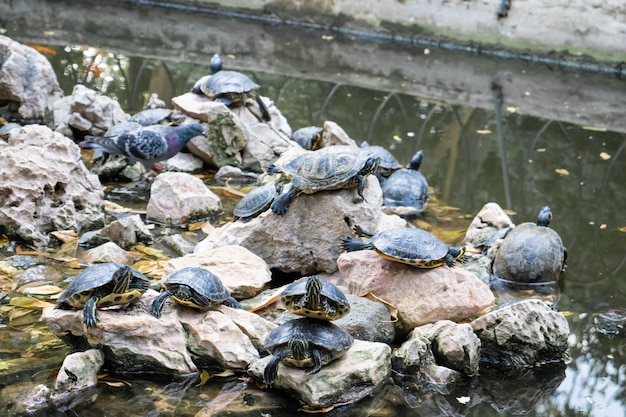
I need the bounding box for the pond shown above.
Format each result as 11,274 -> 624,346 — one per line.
1,1 -> 625,416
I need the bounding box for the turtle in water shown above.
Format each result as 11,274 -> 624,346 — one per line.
281,275 -> 350,320
192,67 -> 270,122
233,182 -> 282,223
291,126 -> 323,150
56,263 -> 149,327
491,206 -> 567,283
360,141 -> 403,180
263,318 -> 354,386
150,267 -> 241,318
341,225 -> 467,268
270,146 -> 380,215
381,150 -> 429,217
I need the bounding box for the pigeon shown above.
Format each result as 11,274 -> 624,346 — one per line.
79,122 -> 205,171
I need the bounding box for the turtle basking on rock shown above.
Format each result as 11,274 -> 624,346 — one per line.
281,275 -> 350,320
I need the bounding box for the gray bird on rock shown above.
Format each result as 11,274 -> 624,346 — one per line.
79,122 -> 205,171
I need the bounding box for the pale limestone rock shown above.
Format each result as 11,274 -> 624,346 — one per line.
217,305 -> 277,353
79,214 -> 152,249
248,339 -> 391,409
338,250 -> 495,334
0,35 -> 63,120
319,120 -> 358,148
463,202 -> 514,252
333,294 -> 396,344
163,245 -> 271,300
146,172 -> 222,225
0,125 -> 104,247
54,349 -> 104,393
162,151 -> 205,172
470,299 -> 570,369
81,242 -> 137,265
195,175 -> 384,275
53,84 -> 128,137
0,383 -> 52,416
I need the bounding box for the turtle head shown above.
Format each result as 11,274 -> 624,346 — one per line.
409,150 -> 423,171
305,276 -> 323,310
537,206 -> 552,227
360,155 -> 381,176
210,53 -> 222,74
288,332 -> 310,361
445,246 -> 467,267
111,265 -> 134,293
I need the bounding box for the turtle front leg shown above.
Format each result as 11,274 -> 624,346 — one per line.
323,299 -> 337,319
306,348 -> 324,375
83,296 -> 100,328
271,186 -> 298,215
150,289 -> 173,318
264,349 -> 288,386
353,175 -> 366,203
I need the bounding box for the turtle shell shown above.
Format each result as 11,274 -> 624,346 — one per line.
371,228 -> 452,267
129,108 -> 176,126
57,263 -> 148,308
233,183 -> 278,222
265,318 -> 354,361
104,121 -> 142,137
291,126 -> 323,150
281,276 -> 350,320
198,70 -> 259,98
292,146 -> 375,193
360,144 -> 402,175
164,267 -> 232,307
492,221 -> 565,283
382,168 -> 429,215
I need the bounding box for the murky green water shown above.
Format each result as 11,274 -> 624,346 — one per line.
1,1 -> 625,416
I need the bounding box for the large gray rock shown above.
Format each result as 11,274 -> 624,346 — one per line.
79,214 -> 152,249
195,175 -> 385,275
54,349 -> 104,393
470,299 -> 569,369
338,250 -> 494,334
0,35 -> 63,121
53,84 -> 128,137
248,339 -> 391,409
333,294 -> 396,344
0,125 -> 104,247
146,172 -> 222,225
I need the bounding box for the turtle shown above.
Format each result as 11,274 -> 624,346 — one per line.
360,141 -> 403,179
192,70 -> 271,122
340,225 -> 467,268
263,318 -> 354,386
270,146 -> 380,215
291,126 -> 323,150
280,275 -> 350,320
56,263 -> 149,328
233,182 -> 282,222
150,267 -> 241,318
381,149 -> 429,217
491,206 -> 567,283
129,108 -> 185,126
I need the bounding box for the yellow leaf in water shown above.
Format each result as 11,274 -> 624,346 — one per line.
247,288 -> 283,312
506,106 -> 517,113
222,186 -> 246,199
581,126 -> 607,132
599,224 -> 607,229
0,234 -> 9,247
0,361 -> 8,370
617,226 -> 626,233
476,129 -> 492,135
134,244 -> 168,260
132,260 -> 165,277
50,230 -> 78,243
8,307 -> 41,327
19,284 -> 63,296
188,221 -> 206,231
104,200 -> 133,213
9,297 -> 56,309
0,261 -> 20,276
599,152 -> 611,160
392,135 -> 403,142
102,381 -> 130,388
197,369 -> 211,387
555,168 -> 570,176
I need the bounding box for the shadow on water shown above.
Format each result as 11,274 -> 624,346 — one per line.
0,1 -> 625,416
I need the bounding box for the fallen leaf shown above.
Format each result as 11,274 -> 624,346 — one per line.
476,129 -> 492,134
247,288 -> 283,312
0,261 -> 20,276
506,106 -> 517,113
134,244 -> 168,260
50,230 -> 78,243
617,226 -> 626,233
132,260 -> 165,277
555,168 -> 570,176
102,381 -> 130,388
599,224 -> 607,229
582,126 -> 607,132
599,152 -> 611,160
392,135 -> 403,142
8,307 -> 41,327
9,297 -> 56,309
0,361 -> 8,369
0,234 -> 9,247
104,200 -> 133,213
188,221 -> 206,231
221,186 -> 246,199
362,292 -> 398,322
18,284 -> 63,296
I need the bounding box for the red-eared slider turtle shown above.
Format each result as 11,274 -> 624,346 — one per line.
129,108 -> 185,126
233,182 -> 281,222
56,263 -> 149,327
360,141 -> 403,178
150,267 -> 241,318
382,150 -> 429,217
263,318 -> 354,386
291,126 -> 323,150
270,146 -> 380,215
281,275 -> 350,320
192,70 -> 271,122
492,206 -> 567,283
341,225 -> 466,268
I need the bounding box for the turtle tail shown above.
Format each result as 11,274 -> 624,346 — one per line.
150,289 -> 173,319
340,237 -> 373,253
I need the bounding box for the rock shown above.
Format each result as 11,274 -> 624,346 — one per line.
79,214 -> 152,249
214,165 -> 258,184
195,175 -> 385,275
161,151 -> 205,172
414,320 -> 481,376
81,242 -> 137,265
14,264 -> 63,285
319,120 -> 358,148
470,299 -> 570,369
218,305 -> 277,353
54,349 -> 104,393
333,294 -> 396,344
463,202 -> 514,253
43,290 -> 265,375
248,339 -> 391,409
337,250 -> 494,334
53,84 -> 128,137
146,172 -> 222,225
0,382 -> 52,416
164,245 -> 271,300
0,125 -> 105,247
0,35 -> 63,121
158,234 -> 197,257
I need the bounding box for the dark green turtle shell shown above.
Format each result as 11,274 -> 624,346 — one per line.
291,146 -> 376,193
264,318 -> 354,358
129,108 -> 173,126
382,168 -> 429,213
360,143 -> 402,175
280,276 -> 350,320
57,263 -> 148,307
233,183 -> 278,221
164,267 -> 232,305
372,228 -> 450,265
104,121 -> 142,137
291,126 -> 323,150
492,208 -> 565,283
197,70 -> 260,98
